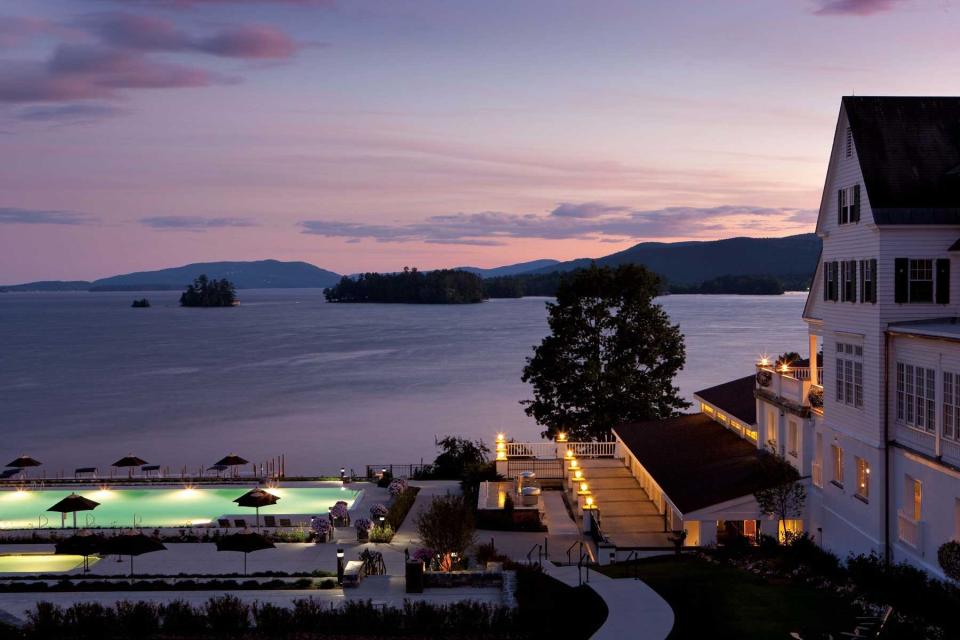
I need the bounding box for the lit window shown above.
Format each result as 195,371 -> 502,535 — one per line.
788,421 -> 799,457
780,519 -> 803,543
831,444 -> 844,487
945,372 -> 960,441
855,457 -> 870,501
911,478 -> 922,521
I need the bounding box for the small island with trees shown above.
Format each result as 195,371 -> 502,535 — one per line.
131,298 -> 151,308
324,267 -> 486,304
179,275 -> 238,307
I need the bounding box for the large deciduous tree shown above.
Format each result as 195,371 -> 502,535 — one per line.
521,264 -> 688,441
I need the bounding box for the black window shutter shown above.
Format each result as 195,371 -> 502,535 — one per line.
823,263 -> 829,301
853,185 -> 861,223
837,190 -> 843,225
937,258 -> 950,304
895,258 -> 909,303
830,261 -> 840,302
871,258 -> 878,303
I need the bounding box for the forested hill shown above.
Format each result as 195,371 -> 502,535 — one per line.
324,268 -> 486,304
89,260 -> 341,291
531,233 -> 820,285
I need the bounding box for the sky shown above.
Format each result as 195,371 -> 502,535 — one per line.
1,0 -> 958,282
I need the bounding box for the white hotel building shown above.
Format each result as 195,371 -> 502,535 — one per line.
759,95 -> 960,574
500,97 -> 960,576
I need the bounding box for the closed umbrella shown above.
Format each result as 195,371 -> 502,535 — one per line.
113,454 -> 148,478
47,493 -> 100,529
54,532 -> 105,572
215,454 -> 249,478
216,531 -> 274,575
102,532 -> 166,576
233,488 -> 280,529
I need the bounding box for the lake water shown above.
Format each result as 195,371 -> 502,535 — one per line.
0,290 -> 809,476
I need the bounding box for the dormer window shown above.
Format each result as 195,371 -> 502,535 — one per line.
837,185 -> 861,225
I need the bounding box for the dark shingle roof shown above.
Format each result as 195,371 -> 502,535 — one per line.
694,375 -> 756,425
614,414 -> 771,513
844,96 -> 960,224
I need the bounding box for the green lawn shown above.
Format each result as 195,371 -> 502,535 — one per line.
597,555 -> 858,639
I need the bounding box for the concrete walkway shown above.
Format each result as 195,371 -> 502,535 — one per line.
544,564 -> 674,640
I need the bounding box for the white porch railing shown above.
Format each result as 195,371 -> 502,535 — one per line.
505,441 -> 616,459
565,442 -> 616,458
505,442 -> 558,459
897,511 -> 923,550
792,367 -> 823,382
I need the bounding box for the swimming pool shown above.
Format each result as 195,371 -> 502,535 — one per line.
0,486 -> 359,529
0,553 -> 93,573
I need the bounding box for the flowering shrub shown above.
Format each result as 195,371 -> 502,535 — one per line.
411,547 -> 435,564
329,503 -> 349,522
354,518 -> 373,533
388,478 -> 408,497
311,517 -> 332,536
369,524 -> 394,543
369,503 -> 389,519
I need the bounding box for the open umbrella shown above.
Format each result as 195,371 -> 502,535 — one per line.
113,454 -> 148,478
102,532 -> 166,576
47,493 -> 99,529
233,488 -> 280,529
215,454 -> 249,478
7,455 -> 41,479
55,532 -> 105,572
216,531 -> 274,575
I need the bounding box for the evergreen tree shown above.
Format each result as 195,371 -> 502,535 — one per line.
521,264 -> 688,441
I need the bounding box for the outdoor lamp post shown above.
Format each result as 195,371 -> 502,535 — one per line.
451,551 -> 458,570
340,468 -> 346,481
336,548 -> 345,585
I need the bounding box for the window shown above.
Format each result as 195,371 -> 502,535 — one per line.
896,258 -> 951,304
855,457 -> 870,501
842,260 -> 857,302
779,519 -> 803,543
897,363 -> 936,431
836,342 -> 863,408
831,444 -> 844,487
767,409 -> 778,449
788,420 -> 799,457
837,185 -> 861,225
909,259 -> 934,302
911,478 -> 922,521
860,259 -> 876,304
823,261 -> 839,302
813,432 -> 824,488
945,372 -> 960,441
845,126 -> 853,158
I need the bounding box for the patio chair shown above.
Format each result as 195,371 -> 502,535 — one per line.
263,516 -> 277,528
279,518 -> 292,527
218,519 -> 231,528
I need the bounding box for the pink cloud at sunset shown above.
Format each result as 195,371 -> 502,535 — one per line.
0,0 -> 956,282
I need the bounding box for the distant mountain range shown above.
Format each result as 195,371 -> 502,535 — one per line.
1,234 -> 821,292
527,233 -> 820,285
457,259 -> 560,278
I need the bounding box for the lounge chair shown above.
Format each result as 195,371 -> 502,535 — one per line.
218,519 -> 231,528
263,516 -> 277,527
279,518 -> 292,527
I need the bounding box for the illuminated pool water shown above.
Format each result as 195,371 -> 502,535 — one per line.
0,486 -> 359,529
0,554 -> 93,573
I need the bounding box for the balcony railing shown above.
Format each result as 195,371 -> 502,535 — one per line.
504,441 -> 616,460
897,511 -> 923,550
505,442 -> 558,459
756,365 -> 816,410
792,367 -> 823,382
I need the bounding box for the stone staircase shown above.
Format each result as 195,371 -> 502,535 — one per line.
575,458 -> 672,548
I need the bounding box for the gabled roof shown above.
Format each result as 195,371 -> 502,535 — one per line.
614,414 -> 772,514
845,96 -> 960,224
694,375 -> 756,425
